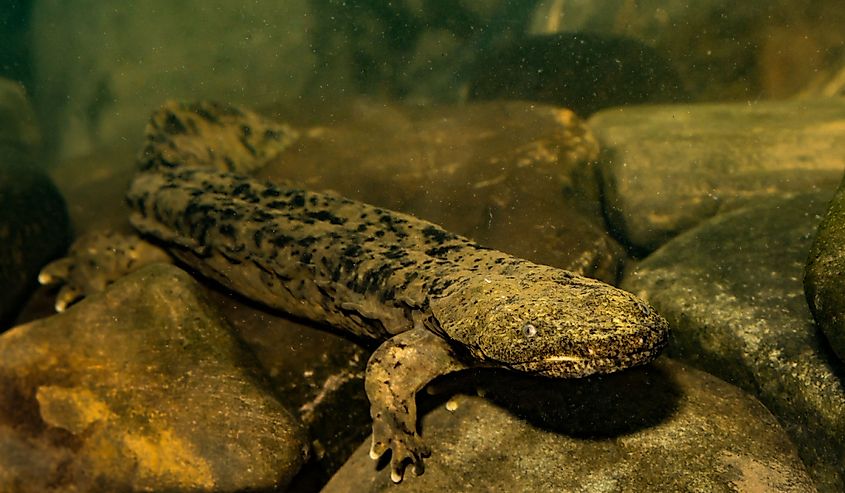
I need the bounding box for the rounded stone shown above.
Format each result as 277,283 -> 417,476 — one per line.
323,358 -> 814,492
623,193 -> 845,491
0,264 -> 308,492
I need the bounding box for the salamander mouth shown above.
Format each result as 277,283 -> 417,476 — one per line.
510,344 -> 666,378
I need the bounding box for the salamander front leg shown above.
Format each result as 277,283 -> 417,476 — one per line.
39,232 -> 171,311
365,327 -> 470,483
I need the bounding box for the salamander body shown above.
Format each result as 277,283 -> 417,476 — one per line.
43,101 -> 669,482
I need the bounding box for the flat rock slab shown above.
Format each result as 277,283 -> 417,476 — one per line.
805,175 -> 845,362
0,263 -> 307,492
260,100 -> 624,283
323,358 -> 814,492
623,193 -> 845,491
590,99 -> 845,252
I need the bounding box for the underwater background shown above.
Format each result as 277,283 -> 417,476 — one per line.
1,1 -> 845,492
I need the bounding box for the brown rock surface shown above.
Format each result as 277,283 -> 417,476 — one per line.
591,99 -> 845,252
206,289 -> 371,487
0,263 -> 307,492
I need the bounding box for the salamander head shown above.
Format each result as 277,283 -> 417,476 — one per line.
430,268 -> 669,378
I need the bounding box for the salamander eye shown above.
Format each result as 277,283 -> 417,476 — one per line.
522,323 -> 537,337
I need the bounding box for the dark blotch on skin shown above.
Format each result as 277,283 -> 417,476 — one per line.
344,244 -> 364,257
307,210 -> 346,225
425,245 -> 462,257
192,107 -> 218,123
164,112 -> 189,134
232,183 -> 252,197
252,211 -> 273,222
422,225 -> 455,244
218,223 -> 236,238
271,235 -> 294,248
266,200 -> 289,210
220,208 -> 241,220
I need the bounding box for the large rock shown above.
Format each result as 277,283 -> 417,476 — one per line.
0,78 -> 69,327
31,1 -> 316,159
0,263 -> 308,492
623,193 -> 845,491
323,358 -> 815,492
805,175 -> 845,363
528,0 -> 845,100
591,99 -> 845,252
204,289 -> 371,488
261,100 -> 624,282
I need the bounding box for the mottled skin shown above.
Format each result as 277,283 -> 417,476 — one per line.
42,101 -> 669,482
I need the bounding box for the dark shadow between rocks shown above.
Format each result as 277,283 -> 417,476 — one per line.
594,146 -> 654,260
811,322 -> 845,385
0,369 -> 48,437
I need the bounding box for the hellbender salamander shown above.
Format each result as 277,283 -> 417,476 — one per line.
41,101 -> 669,482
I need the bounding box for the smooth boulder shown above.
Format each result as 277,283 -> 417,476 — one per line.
0,264 -> 308,492
591,99 -> 845,252
805,174 -> 845,363
623,193 -> 845,492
